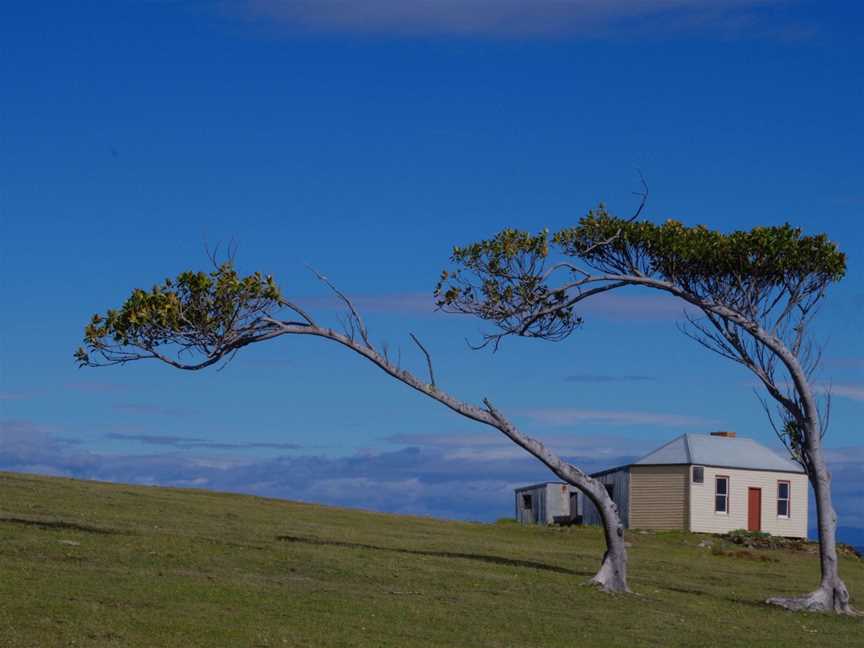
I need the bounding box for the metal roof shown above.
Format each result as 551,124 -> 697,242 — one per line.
513,481 -> 575,492
632,433 -> 804,473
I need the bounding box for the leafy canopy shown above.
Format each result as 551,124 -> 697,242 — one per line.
434,207 -> 846,346
436,207 -> 845,311
76,262 -> 282,367
555,209 -> 846,284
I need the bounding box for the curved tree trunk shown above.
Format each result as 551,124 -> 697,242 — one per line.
584,487 -> 629,592
523,461 -> 630,592
279,324 -> 633,593
92,309 -> 635,595
578,275 -> 854,612
767,422 -> 852,614
478,399 -> 630,593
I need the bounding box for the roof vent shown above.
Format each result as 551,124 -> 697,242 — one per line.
710,431 -> 737,438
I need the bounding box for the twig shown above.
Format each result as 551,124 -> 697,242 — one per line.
409,333 -> 436,388
628,171 -> 649,223
308,266 -> 372,349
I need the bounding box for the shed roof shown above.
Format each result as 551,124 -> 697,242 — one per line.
633,433 -> 804,473
513,481 -> 576,492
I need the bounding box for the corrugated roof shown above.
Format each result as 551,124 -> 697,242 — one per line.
632,433 -> 804,473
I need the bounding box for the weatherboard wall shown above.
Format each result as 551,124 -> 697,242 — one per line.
688,466 -> 808,538
628,465 -> 689,530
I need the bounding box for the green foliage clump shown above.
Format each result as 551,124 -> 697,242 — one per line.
554,206 -> 846,284
75,261 -> 282,367
433,207 -> 846,347
726,529 -> 772,544
434,228 -> 550,308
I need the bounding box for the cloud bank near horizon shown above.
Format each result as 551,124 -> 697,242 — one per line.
244,0 -> 782,38
2,419 -> 861,535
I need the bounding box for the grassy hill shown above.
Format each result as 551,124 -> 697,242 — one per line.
0,472 -> 861,647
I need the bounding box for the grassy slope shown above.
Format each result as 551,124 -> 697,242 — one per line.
0,472 -> 861,648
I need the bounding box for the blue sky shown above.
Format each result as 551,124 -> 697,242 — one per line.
1,1 -> 862,536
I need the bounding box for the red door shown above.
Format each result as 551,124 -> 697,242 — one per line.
747,488 -> 762,532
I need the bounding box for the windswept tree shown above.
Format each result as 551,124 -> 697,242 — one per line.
435,208 -> 853,613
75,261 -> 632,593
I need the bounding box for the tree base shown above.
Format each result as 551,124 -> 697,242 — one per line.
587,554 -> 631,594
767,584 -> 856,615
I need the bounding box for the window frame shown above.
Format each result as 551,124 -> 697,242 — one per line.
777,480 -> 791,519
714,475 -> 730,515
692,466 -> 704,484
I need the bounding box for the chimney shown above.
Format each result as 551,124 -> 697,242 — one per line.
710,431 -> 737,438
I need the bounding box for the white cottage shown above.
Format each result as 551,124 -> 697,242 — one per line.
516,431 -> 808,538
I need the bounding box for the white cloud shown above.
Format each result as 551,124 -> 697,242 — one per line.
387,431 -> 655,460
1,419 -> 633,520
300,290 -> 696,321
519,408 -> 718,427
820,384 -> 864,402
767,381 -> 864,403
823,446 -> 864,465
0,392 -> 33,401
578,292 -> 695,320
3,418 -> 860,534
244,0 -> 782,37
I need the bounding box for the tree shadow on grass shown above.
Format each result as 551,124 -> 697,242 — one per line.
0,516 -> 123,535
276,534 -> 586,575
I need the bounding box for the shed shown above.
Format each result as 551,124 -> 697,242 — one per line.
514,482 -> 580,525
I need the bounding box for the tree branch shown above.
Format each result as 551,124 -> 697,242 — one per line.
409,332 -> 436,388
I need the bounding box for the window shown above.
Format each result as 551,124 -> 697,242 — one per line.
521,494 -> 533,510
777,481 -> 790,518
692,466 -> 704,484
605,484 -> 615,499
715,476 -> 729,514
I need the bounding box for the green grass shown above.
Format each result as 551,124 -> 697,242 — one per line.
0,472 -> 861,647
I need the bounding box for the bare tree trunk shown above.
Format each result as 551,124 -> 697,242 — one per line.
477,399 -> 630,593
585,488 -> 629,592
575,275 -> 854,611
84,289 -> 634,596
768,422 -> 852,614
278,324 -> 633,593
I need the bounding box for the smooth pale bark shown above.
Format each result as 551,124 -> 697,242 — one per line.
262,320 -> 632,593
560,274 -> 852,612
585,487 -> 628,592
767,421 -> 851,613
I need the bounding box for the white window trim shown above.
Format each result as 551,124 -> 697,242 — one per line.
777,480 -> 791,519
714,475 -> 730,516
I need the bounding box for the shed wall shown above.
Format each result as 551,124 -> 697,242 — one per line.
515,486 -> 546,524
543,483 -> 575,524
629,465 -> 689,530
581,469 -> 630,527
688,466 -> 807,538
515,484 -> 579,524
